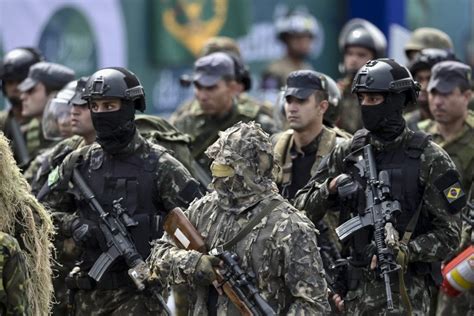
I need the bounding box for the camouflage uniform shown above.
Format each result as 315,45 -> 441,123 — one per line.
336,76 -> 363,134
261,56 -> 313,90
149,122 -> 330,315
0,232 -> 29,316
418,112 -> 474,316
171,98 -> 278,175
294,128 -> 462,315
44,131 -> 200,316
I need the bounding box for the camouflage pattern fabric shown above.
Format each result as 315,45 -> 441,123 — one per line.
171,98 -> 278,176
336,76 -> 363,134
0,232 -> 29,316
73,288 -> 165,316
418,111 -> 474,316
294,128 -> 462,314
149,122 -> 330,315
25,118 -> 57,162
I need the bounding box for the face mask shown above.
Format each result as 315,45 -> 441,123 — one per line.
90,103 -> 135,154
360,93 -> 406,141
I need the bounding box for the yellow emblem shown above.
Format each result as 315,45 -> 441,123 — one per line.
443,182 -> 465,203
163,0 -> 228,56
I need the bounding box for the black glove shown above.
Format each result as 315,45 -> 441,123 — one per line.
70,217 -> 106,249
336,174 -> 362,211
194,255 -> 221,286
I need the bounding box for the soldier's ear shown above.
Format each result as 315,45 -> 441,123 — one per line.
319,100 -> 329,115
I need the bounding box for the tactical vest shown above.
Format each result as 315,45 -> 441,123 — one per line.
345,129 -> 431,261
76,142 -> 165,275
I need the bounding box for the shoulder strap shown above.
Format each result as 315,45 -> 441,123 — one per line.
273,130 -> 294,185
406,131 -> 431,159
210,198 -> 284,255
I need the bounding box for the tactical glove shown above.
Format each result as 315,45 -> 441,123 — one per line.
194,255 -> 221,286
336,174 -> 363,211
70,217 -> 106,249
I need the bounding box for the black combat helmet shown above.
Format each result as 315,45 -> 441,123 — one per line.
83,67 -> 146,112
339,18 -> 387,59
352,58 -> 420,106
409,48 -> 458,76
0,47 -> 44,92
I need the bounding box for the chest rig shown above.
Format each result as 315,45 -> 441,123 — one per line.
77,143 -> 164,266
344,130 -> 431,256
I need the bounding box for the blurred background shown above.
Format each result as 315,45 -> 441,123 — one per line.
1,0 -> 473,116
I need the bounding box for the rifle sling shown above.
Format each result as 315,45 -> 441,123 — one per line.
211,198 -> 283,255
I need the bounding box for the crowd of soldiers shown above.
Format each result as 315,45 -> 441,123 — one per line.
0,10 -> 472,316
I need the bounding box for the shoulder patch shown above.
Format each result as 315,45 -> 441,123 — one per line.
434,169 -> 467,214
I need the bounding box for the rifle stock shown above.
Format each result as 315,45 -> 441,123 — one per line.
164,207 -> 255,316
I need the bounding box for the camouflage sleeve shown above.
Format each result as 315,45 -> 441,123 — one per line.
0,233 -> 29,316
155,152 -> 203,211
147,201 -> 203,285
408,143 -> 462,262
293,141 -> 350,222
281,214 -> 331,314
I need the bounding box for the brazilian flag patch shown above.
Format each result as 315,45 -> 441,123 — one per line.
443,182 -> 465,203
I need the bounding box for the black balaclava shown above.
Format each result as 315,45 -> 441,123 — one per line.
360,93 -> 406,141
90,100 -> 136,154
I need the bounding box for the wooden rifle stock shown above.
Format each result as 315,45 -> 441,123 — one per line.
164,207 -> 253,315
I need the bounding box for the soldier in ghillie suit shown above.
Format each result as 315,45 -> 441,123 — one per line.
294,59 -> 463,314
149,121 -> 331,315
0,132 -> 54,315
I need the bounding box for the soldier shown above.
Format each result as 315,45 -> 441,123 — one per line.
0,47 -> 44,167
272,70 -> 350,305
336,18 -> 387,134
0,231 -> 29,315
42,67 -> 202,315
404,27 -> 454,63
0,132 -> 54,315
261,11 -> 318,91
171,52 -> 278,177
294,58 -> 463,314
417,60 -> 474,315
149,121 -> 331,314
18,61 -> 75,161
405,49 -> 457,129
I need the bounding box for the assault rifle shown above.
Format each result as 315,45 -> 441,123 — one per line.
164,207 -> 276,316
335,144 -> 401,310
71,169 -> 170,315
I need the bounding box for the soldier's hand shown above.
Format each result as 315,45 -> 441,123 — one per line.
70,217 -> 106,249
194,255 -> 221,286
330,292 -> 345,313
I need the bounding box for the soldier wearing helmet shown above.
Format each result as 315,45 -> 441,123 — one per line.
261,10 -> 319,91
405,48 -> 458,130
42,67 -> 202,315
336,18 -> 387,134
295,59 -> 463,314
0,47 -> 44,166
404,27 -> 454,62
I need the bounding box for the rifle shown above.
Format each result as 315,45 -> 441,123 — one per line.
164,207 -> 276,316
6,117 -> 30,168
334,144 -> 401,310
71,169 -> 171,315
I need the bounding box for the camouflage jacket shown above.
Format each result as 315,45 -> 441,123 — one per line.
149,191 -> 331,315
171,99 -> 278,174
294,128 -> 462,264
336,76 -> 363,134
272,125 -> 351,193
0,232 -> 29,316
418,111 -> 474,249
261,56 -> 313,89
